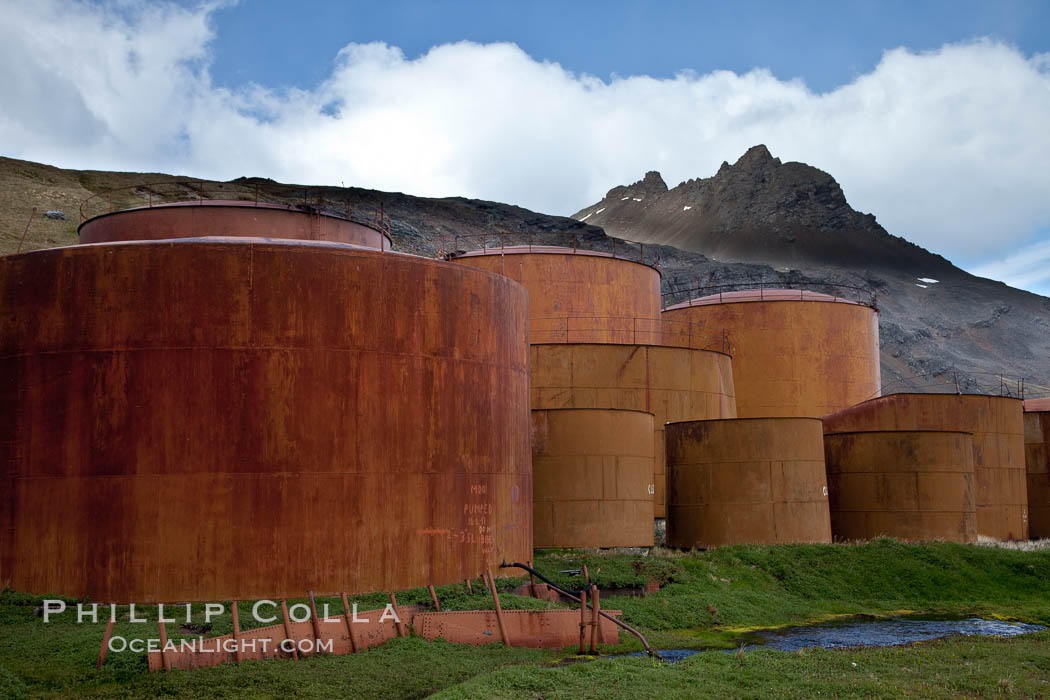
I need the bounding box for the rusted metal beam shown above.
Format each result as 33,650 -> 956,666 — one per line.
484,572 -> 511,647
280,600 -> 299,660
590,586 -> 601,652
96,616 -> 115,669
157,619 -> 171,671
389,593 -> 407,638
578,587 -> 588,654
340,593 -> 358,653
231,600 -> 243,662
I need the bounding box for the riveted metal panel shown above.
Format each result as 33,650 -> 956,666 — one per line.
822,394 -> 1028,541
0,239 -> 530,602
530,343 -> 736,518
413,609 -> 621,648
1024,410 -> 1050,538
824,430 -> 976,542
449,249 -> 661,345
532,409 -> 654,548
662,296 -> 880,418
665,418 -> 831,547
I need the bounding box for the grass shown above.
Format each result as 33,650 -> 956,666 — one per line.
0,541 -> 1048,697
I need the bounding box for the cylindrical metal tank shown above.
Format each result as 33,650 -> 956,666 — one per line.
448,248 -> 662,345
0,238 -> 531,602
822,394 -> 1027,541
823,431 -> 976,543
1024,409 -> 1050,538
531,343 -> 737,518
78,200 -> 392,249
662,290 -> 880,418
1024,398 -> 1050,411
665,418 -> 832,547
531,409 -> 655,548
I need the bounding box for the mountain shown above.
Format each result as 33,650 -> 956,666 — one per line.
573,146 -> 1050,396
573,144 -> 949,272
2,152 -> 1048,395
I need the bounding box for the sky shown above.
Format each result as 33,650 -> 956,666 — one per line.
1,0 -> 1049,295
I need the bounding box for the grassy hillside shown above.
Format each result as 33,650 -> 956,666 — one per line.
1,541 -> 1047,698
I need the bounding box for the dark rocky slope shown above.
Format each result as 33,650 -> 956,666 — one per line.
2,151 -> 1047,395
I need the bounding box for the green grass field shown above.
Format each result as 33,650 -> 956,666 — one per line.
1,540 -> 1048,698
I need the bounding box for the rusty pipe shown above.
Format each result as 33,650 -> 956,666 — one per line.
500,562 -> 660,659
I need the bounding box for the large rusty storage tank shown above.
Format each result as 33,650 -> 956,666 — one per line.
1023,407 -> 1050,538
822,394 -> 1027,541
0,218 -> 531,602
531,343 -> 736,519
665,418 -> 832,547
823,431 -> 976,543
662,289 -> 880,418
448,247 -> 662,344
531,408 -> 655,548
79,200 -> 393,249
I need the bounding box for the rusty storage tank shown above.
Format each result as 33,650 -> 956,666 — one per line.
823,431 -> 976,542
1024,406 -> 1050,538
448,247 -> 662,344
78,200 -> 393,249
531,343 -> 736,519
532,408 -> 654,548
822,394 -> 1027,541
0,218 -> 531,602
665,418 -> 831,547
662,289 -> 880,418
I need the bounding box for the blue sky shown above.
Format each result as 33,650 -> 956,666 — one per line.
3,1 -> 1050,294
205,0 -> 1049,94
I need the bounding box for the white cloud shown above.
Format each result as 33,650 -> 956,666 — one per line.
970,237 -> 1050,297
2,1 -> 1050,266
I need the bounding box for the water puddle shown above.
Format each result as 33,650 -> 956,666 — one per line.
628,617 -> 1045,663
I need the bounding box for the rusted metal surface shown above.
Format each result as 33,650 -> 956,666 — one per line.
147,604 -> 426,671
1024,411 -> 1050,538
662,294 -> 880,418
531,343 -> 736,518
662,283 -> 877,308
413,609 -> 621,649
531,409 -> 655,548
449,248 -> 662,345
822,394 -> 1028,541
1025,398 -> 1050,411
0,239 -> 531,602
78,200 -> 392,249
666,418 -> 832,547
824,431 -> 977,543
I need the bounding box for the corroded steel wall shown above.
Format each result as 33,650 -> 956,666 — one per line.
1024,411 -> 1050,538
822,394 -> 1027,541
530,343 -> 737,518
532,409 -> 654,548
0,239 -> 531,602
449,249 -> 662,344
823,431 -> 976,543
665,418 -> 831,547
79,201 -> 392,249
662,296 -> 880,418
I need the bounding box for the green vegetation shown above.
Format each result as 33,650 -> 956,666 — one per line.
0,541 -> 1047,698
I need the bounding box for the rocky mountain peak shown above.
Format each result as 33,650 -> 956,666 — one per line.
718,144 -> 780,174
574,144 -> 946,272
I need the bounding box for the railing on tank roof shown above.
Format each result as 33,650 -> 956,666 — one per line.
531,316 -> 731,353
437,231 -> 660,269
662,281 -> 877,309
870,371 -> 1034,401
78,181 -> 392,238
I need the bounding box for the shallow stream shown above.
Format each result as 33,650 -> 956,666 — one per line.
630,616 -> 1045,663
